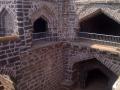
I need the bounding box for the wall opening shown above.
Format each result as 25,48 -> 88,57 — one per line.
0,8 -> 15,36
80,11 -> 120,36
72,59 -> 118,90
33,17 -> 48,33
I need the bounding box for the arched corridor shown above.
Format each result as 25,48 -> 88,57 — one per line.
72,59 -> 117,90
80,10 -> 120,36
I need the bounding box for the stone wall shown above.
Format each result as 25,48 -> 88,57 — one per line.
17,42 -> 65,90
0,0 -> 21,79
75,0 -> 120,3
0,0 -> 120,90
62,42 -> 120,87
64,1 -> 120,35
0,0 -> 65,90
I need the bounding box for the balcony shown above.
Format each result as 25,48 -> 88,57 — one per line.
32,32 -> 65,47
75,0 -> 120,4
77,32 -> 120,47
32,32 -> 120,49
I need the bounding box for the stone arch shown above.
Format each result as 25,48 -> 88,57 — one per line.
79,8 -> 120,24
0,7 -> 17,36
72,59 -> 118,89
33,17 -> 48,33
63,50 -> 120,88
79,8 -> 120,36
0,6 -> 16,18
30,2 -> 58,33
68,52 -> 120,76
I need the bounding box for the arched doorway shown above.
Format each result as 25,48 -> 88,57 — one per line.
72,59 -> 118,90
33,17 -> 48,33
79,10 -> 120,36
32,17 -> 49,40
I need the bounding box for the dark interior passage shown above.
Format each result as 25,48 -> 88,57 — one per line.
72,59 -> 118,90
86,69 -> 109,90
33,17 -> 48,33
80,11 -> 120,36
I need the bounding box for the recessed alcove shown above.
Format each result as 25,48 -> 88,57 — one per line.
80,11 -> 120,36
33,17 -> 48,33
72,59 -> 118,90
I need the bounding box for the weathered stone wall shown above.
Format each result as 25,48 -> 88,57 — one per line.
0,0 -> 21,79
17,42 -> 65,90
63,1 -> 120,36
63,42 -> 120,86
75,0 -> 120,3
0,0 -> 65,90
0,0 -> 120,90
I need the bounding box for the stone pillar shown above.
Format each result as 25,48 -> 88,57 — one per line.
62,63 -> 74,88
16,0 -> 32,53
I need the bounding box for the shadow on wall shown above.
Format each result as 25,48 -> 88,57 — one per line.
0,74 -> 15,90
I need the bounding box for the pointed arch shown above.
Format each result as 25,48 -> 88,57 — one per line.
0,8 -> 16,36
30,1 -> 58,33
79,8 -> 120,36
33,17 -> 48,33
72,59 -> 118,89
79,8 -> 120,24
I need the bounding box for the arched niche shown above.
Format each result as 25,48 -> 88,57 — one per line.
0,8 -> 17,37
30,4 -> 57,33
33,17 -> 48,33
72,59 -> 118,90
79,9 -> 120,36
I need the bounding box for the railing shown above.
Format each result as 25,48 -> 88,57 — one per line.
32,32 -> 120,47
32,32 -> 64,42
78,32 -> 120,47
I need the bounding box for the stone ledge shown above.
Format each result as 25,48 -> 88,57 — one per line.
75,0 -> 120,4
0,35 -> 19,42
31,41 -> 64,50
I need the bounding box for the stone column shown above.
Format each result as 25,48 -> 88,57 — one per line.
62,63 -> 74,87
